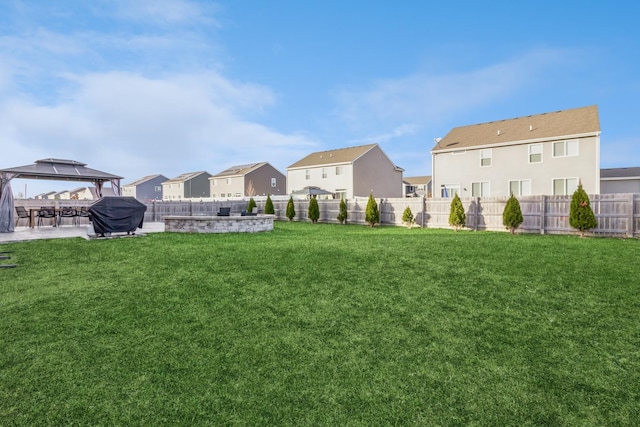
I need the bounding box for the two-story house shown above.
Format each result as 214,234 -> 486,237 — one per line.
404,176 -> 432,197
162,171 -> 211,200
287,143 -> 404,199
210,162 -> 286,199
69,187 -> 94,200
123,174 -> 168,202
432,105 -> 601,198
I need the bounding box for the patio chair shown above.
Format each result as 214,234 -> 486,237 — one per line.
15,206 -> 30,227
217,207 -> 231,216
78,206 -> 90,224
36,207 -> 56,227
58,206 -> 79,226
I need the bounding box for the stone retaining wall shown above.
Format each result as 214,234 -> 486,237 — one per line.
164,215 -> 274,234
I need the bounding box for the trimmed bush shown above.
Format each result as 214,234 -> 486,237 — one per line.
503,194 -> 523,234
448,194 -> 466,231
365,193 -> 379,227
264,195 -> 275,215
570,183 -> 597,237
247,197 -> 257,213
286,196 -> 295,221
337,198 -> 348,224
402,206 -> 414,228
308,196 -> 320,223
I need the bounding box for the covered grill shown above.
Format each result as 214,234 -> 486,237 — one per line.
88,197 -> 147,235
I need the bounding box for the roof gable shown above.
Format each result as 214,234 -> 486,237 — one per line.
124,174 -> 167,187
164,171 -> 209,184
212,162 -> 268,178
433,105 -> 600,152
287,144 -> 378,169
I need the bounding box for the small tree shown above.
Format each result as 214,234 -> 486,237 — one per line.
448,193 -> 466,231
308,196 -> 320,223
402,206 -> 414,229
286,196 -> 295,221
337,197 -> 348,224
365,193 -> 379,227
247,197 -> 257,213
569,183 -> 597,237
264,195 -> 274,215
502,194 -> 523,234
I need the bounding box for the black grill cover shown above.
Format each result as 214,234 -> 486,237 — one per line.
88,197 -> 147,234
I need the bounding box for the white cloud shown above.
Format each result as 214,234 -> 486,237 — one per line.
110,0 -> 218,26
0,70 -> 316,189
333,48 -> 570,132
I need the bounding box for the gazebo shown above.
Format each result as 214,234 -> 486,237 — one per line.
0,158 -> 123,233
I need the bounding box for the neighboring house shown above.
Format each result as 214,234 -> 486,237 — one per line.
162,171 -> 212,200
122,174 -> 168,202
287,143 -> 404,199
35,191 -> 57,200
600,167 -> 640,194
432,105 -> 601,198
210,162 -> 286,199
69,187 -> 94,200
404,176 -> 432,197
89,186 -> 117,199
54,190 -> 71,200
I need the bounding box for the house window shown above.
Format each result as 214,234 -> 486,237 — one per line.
305,170 -> 310,180
271,177 -> 277,187
480,149 -> 492,167
529,144 -> 542,163
154,185 -> 162,192
335,189 -> 346,200
336,165 -> 343,175
509,180 -> 531,197
553,140 -> 579,157
471,182 -> 490,197
234,193 -> 241,197
213,179 -> 218,186
441,184 -> 460,198
553,178 -> 578,195
322,168 -> 327,179
226,178 -> 231,185
211,193 -> 216,198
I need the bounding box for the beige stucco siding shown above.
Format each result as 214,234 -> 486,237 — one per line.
211,176 -> 244,198
433,136 -> 600,197
287,163 -> 354,197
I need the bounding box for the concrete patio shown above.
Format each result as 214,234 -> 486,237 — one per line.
0,222 -> 165,244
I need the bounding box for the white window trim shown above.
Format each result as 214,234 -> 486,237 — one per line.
305,170 -> 310,180
480,149 -> 492,167
471,181 -> 490,197
441,184 -> 460,198
552,139 -> 579,158
528,144 -> 543,164
508,179 -> 532,197
552,177 -> 579,195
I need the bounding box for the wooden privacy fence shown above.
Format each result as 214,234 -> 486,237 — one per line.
142,193 -> 640,237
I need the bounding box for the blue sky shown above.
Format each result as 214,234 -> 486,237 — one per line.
1,0 -> 639,197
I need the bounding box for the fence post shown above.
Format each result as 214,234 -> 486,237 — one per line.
628,193 -> 634,238
540,195 -> 546,235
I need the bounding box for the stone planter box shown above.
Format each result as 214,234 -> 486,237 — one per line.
164,215 -> 274,234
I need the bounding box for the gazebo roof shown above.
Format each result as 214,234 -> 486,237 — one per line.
0,158 -> 123,182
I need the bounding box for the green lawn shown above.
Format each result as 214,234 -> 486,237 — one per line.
1,222 -> 639,426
